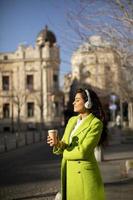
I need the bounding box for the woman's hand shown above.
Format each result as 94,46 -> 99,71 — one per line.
47,135 -> 59,147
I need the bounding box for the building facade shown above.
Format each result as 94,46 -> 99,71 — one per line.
64,36 -> 124,122
71,36 -> 122,93
64,36 -> 122,101
0,26 -> 63,133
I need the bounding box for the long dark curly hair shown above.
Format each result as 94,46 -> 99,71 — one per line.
76,88 -> 108,146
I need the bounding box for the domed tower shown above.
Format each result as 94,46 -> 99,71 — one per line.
36,25 -> 56,47
36,26 -> 61,125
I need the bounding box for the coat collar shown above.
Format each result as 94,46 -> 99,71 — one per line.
73,113 -> 95,137
65,113 -> 95,144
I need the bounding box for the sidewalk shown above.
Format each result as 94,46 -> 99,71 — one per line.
99,127 -> 133,200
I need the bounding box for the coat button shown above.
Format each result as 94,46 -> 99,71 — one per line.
78,171 -> 81,174
78,161 -> 80,164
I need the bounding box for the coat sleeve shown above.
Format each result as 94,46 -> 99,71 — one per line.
53,117 -> 74,155
63,119 -> 103,160
53,140 -> 67,155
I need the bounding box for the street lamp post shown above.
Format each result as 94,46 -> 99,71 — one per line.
109,94 -> 117,125
120,99 -> 123,127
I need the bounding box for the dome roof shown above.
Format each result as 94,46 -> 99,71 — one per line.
36,25 -> 56,47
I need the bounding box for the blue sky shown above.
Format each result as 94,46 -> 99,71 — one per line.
0,0 -> 82,86
0,0 -> 117,87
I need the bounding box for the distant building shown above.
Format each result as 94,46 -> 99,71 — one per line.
71,36 -> 122,93
64,36 -> 123,121
0,26 -> 63,132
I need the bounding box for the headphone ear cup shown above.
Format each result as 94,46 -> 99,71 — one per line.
84,101 -> 92,109
84,101 -> 89,109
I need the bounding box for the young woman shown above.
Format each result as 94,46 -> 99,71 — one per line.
47,88 -> 107,200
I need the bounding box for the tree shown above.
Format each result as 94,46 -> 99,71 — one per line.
13,90 -> 29,133
67,0 -> 133,127
34,92 -> 54,131
67,0 -> 133,74
67,0 -> 133,48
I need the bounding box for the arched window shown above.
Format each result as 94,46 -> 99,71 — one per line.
3,103 -> 10,118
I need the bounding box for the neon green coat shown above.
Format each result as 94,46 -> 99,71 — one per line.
53,113 -> 105,200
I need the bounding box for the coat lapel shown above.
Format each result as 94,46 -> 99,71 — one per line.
64,116 -> 78,144
72,113 -> 95,137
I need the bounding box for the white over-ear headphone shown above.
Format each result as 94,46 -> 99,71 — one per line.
84,89 -> 92,109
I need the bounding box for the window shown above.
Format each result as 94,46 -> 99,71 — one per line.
26,75 -> 33,90
55,102 -> 59,115
27,102 -> 34,117
4,55 -> 8,60
106,65 -> 111,71
2,76 -> 9,90
3,103 -> 10,118
3,127 -> 10,132
53,74 -> 58,82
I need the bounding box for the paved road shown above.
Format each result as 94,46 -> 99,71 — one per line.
0,139 -> 133,200
0,142 -> 61,200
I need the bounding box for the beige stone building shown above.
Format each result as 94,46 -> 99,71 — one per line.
64,36 -> 122,103
0,26 -> 63,132
64,35 -> 129,123
71,36 -> 122,93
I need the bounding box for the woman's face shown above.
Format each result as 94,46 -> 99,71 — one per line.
73,93 -> 86,113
